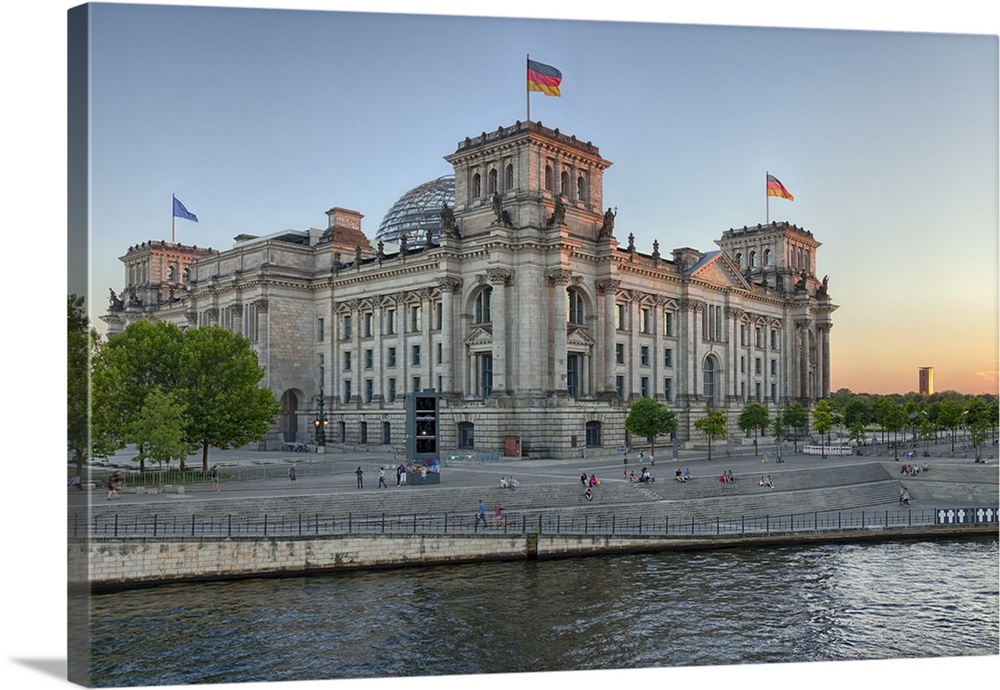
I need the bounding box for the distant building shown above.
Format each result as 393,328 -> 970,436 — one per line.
919,367 -> 934,396
102,120 -> 837,457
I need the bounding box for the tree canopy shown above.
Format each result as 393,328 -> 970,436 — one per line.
91,322 -> 279,471
67,294 -> 95,469
694,407 -> 727,461
737,402 -> 770,456
625,397 -> 678,460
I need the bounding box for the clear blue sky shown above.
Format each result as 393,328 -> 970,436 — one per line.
3,4 -> 999,690
74,2 -> 997,396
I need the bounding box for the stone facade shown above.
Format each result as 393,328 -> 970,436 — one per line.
102,120 -> 837,457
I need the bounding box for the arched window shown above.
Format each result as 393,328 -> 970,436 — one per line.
560,170 -> 570,196
488,169 -> 498,195
577,175 -> 586,201
585,421 -> 602,447
703,356 -> 717,407
472,172 -> 482,198
734,252 -> 742,267
545,165 -> 554,192
474,286 -> 492,324
749,250 -> 758,268
182,267 -> 191,284
505,164 -> 514,190
167,264 -> 176,283
763,248 -> 772,266
566,287 -> 585,325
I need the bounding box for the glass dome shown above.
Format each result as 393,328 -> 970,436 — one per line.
376,175 -> 455,244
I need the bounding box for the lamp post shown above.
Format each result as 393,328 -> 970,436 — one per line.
314,386 -> 329,452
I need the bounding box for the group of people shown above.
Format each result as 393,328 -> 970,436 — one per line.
475,500 -> 507,528
899,463 -> 928,476
759,474 -> 774,489
719,469 -> 737,484
899,486 -> 911,506
673,468 -> 691,482
499,475 -> 519,490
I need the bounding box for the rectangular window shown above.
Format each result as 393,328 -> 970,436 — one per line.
755,327 -> 763,348
344,351 -> 352,371
640,346 -> 649,366
387,377 -> 397,402
436,342 -> 443,365
386,308 -> 396,335
364,379 -> 373,403
755,357 -> 762,375
664,311 -> 675,337
317,317 -> 324,342
640,376 -> 650,397
364,312 -> 374,338
663,348 -> 673,368
343,380 -> 352,403
771,383 -> 777,403
740,324 -> 747,347
410,306 -> 421,332
755,382 -> 762,402
616,303 -> 626,330
387,347 -> 397,367
567,354 -> 580,398
434,302 -> 443,330
770,359 -> 777,376
615,375 -> 624,397
770,328 -> 778,350
640,308 -> 651,334
364,349 -> 374,369
411,376 -> 421,392
740,356 -> 745,374
664,378 -> 673,402
615,343 -> 625,364
480,353 -> 493,397
342,315 -> 352,340
412,345 -> 421,366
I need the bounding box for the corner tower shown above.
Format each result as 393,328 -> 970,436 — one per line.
443,121 -> 612,239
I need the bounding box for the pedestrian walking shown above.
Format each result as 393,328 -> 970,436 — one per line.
378,467 -> 388,488
288,466 -> 297,488
211,465 -> 220,491
395,464 -> 402,486
356,466 -> 364,489
399,463 -> 407,486
475,499 -> 488,529
106,471 -> 123,500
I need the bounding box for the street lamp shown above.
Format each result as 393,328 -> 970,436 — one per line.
314,385 -> 329,449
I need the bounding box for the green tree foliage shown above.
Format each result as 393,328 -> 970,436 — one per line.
91,322 -> 280,471
694,407 -> 727,461
625,397 -> 678,461
125,386 -> 191,473
737,402 -> 770,456
67,295 -> 94,471
811,398 -> 836,457
180,326 -> 281,470
964,397 -> 992,460
782,403 -> 809,452
933,399 -> 965,452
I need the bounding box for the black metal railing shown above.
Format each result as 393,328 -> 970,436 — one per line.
69,506 -> 998,539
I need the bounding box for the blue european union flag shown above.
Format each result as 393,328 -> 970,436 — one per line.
172,195 -> 199,222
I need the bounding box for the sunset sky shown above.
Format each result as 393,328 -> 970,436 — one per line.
67,2 -> 997,397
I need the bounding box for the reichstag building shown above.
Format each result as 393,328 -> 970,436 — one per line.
102,120 -> 837,458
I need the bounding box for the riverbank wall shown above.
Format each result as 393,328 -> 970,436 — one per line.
72,523 -> 998,592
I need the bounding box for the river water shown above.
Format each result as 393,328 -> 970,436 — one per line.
85,538 -> 998,688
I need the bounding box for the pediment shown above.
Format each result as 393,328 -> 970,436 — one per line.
567,326 -> 595,348
464,325 -> 494,348
687,251 -> 749,289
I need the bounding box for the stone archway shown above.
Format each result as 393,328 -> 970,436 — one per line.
280,390 -> 300,442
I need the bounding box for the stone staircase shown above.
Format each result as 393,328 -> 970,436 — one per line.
76,462 -> 952,536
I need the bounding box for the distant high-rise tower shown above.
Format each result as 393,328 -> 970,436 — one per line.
919,367 -> 934,396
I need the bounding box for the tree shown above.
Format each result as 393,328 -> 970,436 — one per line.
67,294 -> 95,473
782,403 -> 809,452
934,399 -> 964,453
124,386 -> 192,473
179,325 -> 281,471
694,407 -> 727,461
964,397 -> 992,462
624,397 -> 678,462
91,322 -> 280,471
737,402 -> 770,456
811,398 -> 836,457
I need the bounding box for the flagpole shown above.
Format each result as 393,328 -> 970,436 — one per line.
172,193 -> 177,243
526,54 -> 530,122
765,172 -> 770,225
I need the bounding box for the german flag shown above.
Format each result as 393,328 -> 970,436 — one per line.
527,59 -> 562,97
766,174 -> 794,201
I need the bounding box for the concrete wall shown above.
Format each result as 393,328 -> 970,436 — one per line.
72,525 -> 997,591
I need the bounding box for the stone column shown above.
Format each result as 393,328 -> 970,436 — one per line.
547,269 -> 572,393
819,323 -> 832,398
597,278 -> 620,393
487,269 -> 512,394
438,277 -> 462,396
797,319 -> 810,401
